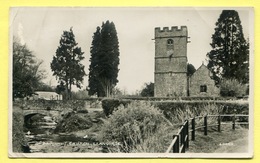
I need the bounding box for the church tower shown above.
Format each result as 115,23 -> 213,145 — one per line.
154,26 -> 188,97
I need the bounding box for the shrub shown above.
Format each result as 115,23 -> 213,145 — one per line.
98,101 -> 172,152
54,112 -> 93,133
153,101 -> 248,123
101,98 -> 249,119
101,98 -> 131,116
12,105 -> 28,153
220,79 -> 248,97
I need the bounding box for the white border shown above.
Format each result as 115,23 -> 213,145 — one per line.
8,7 -> 254,158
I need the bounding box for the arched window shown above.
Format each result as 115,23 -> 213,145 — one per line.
167,39 -> 174,50
167,39 -> 173,45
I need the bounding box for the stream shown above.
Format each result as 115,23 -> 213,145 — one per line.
24,114 -> 104,153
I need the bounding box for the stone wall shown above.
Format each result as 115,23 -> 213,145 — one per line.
14,99 -> 102,111
155,73 -> 187,97
155,57 -> 187,73
189,64 -> 220,97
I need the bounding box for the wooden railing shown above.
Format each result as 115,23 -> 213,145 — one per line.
166,114 -> 249,153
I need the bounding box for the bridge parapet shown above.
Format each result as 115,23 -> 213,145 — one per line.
23,109 -> 60,116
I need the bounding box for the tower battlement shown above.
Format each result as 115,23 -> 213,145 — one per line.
155,26 -> 187,37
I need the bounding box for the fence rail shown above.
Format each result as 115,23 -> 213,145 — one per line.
166,114 -> 249,153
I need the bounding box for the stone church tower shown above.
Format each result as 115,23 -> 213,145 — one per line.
154,26 -> 188,97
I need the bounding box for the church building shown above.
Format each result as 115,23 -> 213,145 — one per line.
154,26 -> 219,97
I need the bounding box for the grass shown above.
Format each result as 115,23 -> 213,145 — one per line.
187,126 -> 248,153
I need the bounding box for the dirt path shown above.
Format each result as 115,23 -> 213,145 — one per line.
214,133 -> 248,153
188,128 -> 249,153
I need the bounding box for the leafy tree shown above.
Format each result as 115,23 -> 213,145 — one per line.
55,81 -> 66,95
220,78 -> 247,97
36,82 -> 55,92
51,28 -> 86,99
88,21 -> 120,97
187,63 -> 196,76
207,10 -> 249,84
13,38 -> 45,99
140,82 -> 154,97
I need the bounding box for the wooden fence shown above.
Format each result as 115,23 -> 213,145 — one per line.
166,114 -> 249,153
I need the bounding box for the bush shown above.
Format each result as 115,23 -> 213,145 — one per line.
12,105 -> 28,153
153,101 -> 248,123
101,98 -> 249,118
98,101 -> 172,152
54,112 -> 93,133
101,98 -> 131,116
220,79 -> 248,97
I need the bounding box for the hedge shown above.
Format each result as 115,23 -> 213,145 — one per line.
101,98 -> 249,118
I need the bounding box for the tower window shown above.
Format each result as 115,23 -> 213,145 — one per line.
167,39 -> 173,45
167,39 -> 174,50
200,85 -> 207,92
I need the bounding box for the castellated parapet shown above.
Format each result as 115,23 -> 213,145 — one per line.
155,26 -> 188,38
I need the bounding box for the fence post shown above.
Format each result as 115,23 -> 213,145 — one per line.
191,118 -> 195,141
181,126 -> 185,153
232,114 -> 236,130
204,115 -> 208,136
218,114 -> 221,132
186,120 -> 189,149
173,135 -> 179,153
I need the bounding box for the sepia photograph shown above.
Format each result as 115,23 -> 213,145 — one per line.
9,7 -> 254,158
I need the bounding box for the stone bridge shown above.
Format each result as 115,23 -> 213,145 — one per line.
23,109 -> 62,124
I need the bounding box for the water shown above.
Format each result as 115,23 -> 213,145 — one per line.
25,114 -> 102,153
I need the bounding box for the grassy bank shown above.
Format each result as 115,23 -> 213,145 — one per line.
12,105 -> 27,152
188,126 -> 248,153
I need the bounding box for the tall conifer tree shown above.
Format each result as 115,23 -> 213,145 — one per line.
207,10 -> 249,84
51,28 -> 85,99
88,27 -> 104,96
88,21 -> 120,97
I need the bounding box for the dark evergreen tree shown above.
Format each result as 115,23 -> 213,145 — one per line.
88,27 -> 104,96
51,28 -> 86,99
140,82 -> 154,97
88,21 -> 120,97
207,10 -> 249,84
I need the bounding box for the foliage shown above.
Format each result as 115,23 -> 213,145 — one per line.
140,82 -> 154,97
220,78 -> 248,97
51,28 -> 86,99
88,21 -> 120,97
101,98 -> 249,118
71,90 -> 89,100
207,10 -> 249,84
111,87 -> 124,97
98,101 -> 170,152
88,26 -> 103,97
13,38 -> 45,99
13,105 -> 27,152
55,81 -> 66,95
54,112 -> 92,133
36,82 -> 55,92
101,98 -> 130,116
187,63 -> 196,76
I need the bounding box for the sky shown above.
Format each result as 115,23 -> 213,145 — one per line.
10,7 -> 252,94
